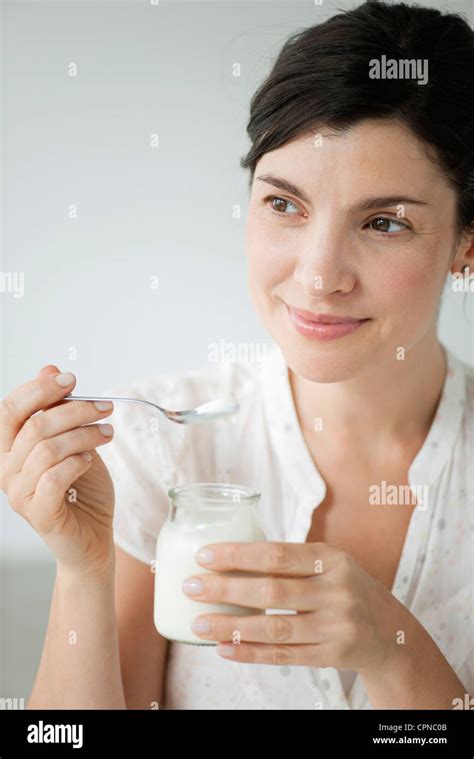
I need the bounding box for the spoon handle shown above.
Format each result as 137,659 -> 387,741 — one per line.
64,395 -> 160,410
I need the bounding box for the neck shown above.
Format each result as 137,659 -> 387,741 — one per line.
288,329 -> 447,450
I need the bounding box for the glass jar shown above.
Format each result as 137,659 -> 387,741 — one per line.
154,482 -> 265,645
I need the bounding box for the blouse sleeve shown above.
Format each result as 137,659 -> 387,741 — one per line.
97,376 -> 192,567
97,365 -> 226,567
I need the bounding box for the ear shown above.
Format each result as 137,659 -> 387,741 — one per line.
450,222 -> 474,275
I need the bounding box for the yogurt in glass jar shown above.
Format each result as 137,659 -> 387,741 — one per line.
154,482 -> 265,645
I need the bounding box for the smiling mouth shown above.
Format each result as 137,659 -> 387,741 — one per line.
285,303 -> 371,341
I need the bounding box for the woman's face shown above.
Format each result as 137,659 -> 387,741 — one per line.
245,118 -> 465,382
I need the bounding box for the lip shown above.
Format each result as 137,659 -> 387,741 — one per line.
285,304 -> 370,341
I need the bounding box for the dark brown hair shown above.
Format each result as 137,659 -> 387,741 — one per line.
240,0 -> 474,237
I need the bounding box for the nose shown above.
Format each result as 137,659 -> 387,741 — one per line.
292,223 -> 357,299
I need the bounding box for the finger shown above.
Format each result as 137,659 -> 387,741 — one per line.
38,364 -> 61,386
195,540 -> 342,577
0,366 -> 76,453
27,453 -> 93,534
9,399 -> 114,473
182,573 -> 327,611
18,423 -> 114,496
215,641 -> 326,667
38,364 -> 74,412
191,610 -> 325,645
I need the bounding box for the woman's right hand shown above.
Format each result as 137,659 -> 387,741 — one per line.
0,364 -> 117,579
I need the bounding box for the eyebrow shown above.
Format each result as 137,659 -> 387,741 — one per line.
256,174 -> 312,205
255,174 -> 430,211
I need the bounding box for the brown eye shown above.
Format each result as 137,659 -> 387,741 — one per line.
266,195 -> 300,215
372,218 -> 391,232
367,217 -> 408,234
273,197 -> 289,212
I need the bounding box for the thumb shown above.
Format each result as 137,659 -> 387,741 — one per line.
38,364 -> 76,411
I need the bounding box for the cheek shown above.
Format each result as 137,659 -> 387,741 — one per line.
245,215 -> 293,292
368,242 -> 448,344
376,262 -> 428,310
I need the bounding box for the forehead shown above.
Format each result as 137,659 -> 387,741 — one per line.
254,119 -> 449,204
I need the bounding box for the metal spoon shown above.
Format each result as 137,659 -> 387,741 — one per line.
63,395 -> 239,425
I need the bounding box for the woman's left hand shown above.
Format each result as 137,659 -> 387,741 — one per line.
183,541 -> 411,674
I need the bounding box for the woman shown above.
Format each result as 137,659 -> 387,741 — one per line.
1,0 -> 472,710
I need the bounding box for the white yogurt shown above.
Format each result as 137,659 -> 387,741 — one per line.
190,398 -> 239,423
154,504 -> 266,645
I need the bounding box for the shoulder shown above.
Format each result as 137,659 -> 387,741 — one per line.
453,353 -> 474,417
98,354 -> 273,489
448,352 -> 474,462
99,353 -> 270,451
102,357 -> 262,418
462,361 -> 474,411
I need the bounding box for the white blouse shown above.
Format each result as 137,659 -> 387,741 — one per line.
99,341 -> 474,710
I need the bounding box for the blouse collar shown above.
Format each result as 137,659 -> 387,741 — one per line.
260,341 -> 467,530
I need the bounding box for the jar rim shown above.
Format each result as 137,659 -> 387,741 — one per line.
168,482 -> 261,504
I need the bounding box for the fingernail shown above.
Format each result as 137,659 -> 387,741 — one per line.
182,577 -> 203,595
94,401 -> 113,411
99,424 -> 114,436
218,644 -> 236,658
55,372 -> 75,387
196,548 -> 214,564
81,452 -> 92,462
192,617 -> 211,634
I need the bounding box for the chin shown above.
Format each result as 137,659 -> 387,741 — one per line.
261,302 -> 376,383
279,339 -> 372,383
